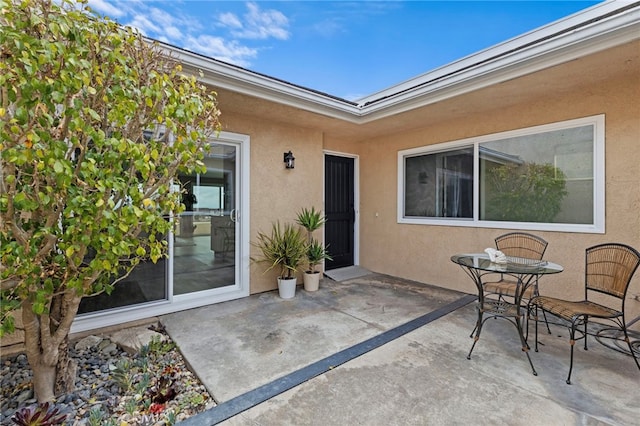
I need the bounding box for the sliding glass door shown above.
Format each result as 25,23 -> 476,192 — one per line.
173,143 -> 238,294
77,136 -> 246,320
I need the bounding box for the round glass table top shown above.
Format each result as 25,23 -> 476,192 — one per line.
451,253 -> 563,275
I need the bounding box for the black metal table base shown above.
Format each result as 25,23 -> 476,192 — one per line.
467,300 -> 538,376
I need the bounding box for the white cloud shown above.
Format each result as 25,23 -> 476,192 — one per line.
121,3 -> 190,42
184,35 -> 258,67
312,18 -> 346,38
93,1 -> 289,68
218,2 -> 290,40
164,25 -> 183,40
125,14 -> 162,37
218,12 -> 243,30
87,0 -> 126,18
148,6 -> 182,30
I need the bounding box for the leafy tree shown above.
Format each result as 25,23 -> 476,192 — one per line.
484,162 -> 567,223
0,0 -> 221,402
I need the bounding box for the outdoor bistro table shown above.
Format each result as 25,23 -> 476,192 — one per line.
451,253 -> 563,375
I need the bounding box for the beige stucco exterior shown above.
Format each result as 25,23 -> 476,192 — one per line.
212,38 -> 640,324
356,62 -> 639,301
2,2 -> 638,350
220,112 -> 326,293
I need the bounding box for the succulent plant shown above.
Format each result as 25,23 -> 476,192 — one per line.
10,402 -> 67,426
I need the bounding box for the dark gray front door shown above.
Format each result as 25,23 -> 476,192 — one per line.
324,155 -> 354,270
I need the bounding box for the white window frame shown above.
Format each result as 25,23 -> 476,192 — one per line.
397,115 -> 605,233
72,131 -> 251,333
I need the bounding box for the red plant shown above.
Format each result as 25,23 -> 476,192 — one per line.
10,402 -> 67,426
149,403 -> 165,414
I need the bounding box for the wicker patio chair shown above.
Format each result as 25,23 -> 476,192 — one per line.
529,243 -> 640,384
482,232 -> 551,334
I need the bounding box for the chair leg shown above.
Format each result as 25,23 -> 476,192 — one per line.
621,327 -> 640,371
541,309 -> 552,334
534,308 -> 540,352
566,322 -> 578,385
467,335 -> 480,360
583,318 -> 589,351
526,305 -> 550,341
532,283 -> 551,334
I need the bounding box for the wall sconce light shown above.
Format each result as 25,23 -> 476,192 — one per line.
284,151 -> 295,169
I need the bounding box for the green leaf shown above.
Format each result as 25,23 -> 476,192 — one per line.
53,160 -> 64,173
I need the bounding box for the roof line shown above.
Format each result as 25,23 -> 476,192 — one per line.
155,41 -> 359,107
360,0 -> 640,108
157,0 -> 639,122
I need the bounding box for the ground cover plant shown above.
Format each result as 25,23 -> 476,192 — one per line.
2,325 -> 213,424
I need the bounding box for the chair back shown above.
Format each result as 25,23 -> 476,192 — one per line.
585,243 -> 640,300
495,232 -> 548,260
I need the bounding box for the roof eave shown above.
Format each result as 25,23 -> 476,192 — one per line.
357,4 -> 640,122
159,0 -> 639,124
165,48 -> 364,122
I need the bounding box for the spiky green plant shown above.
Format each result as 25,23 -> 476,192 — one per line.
306,239 -> 332,273
112,359 -> 133,392
145,335 -> 176,355
135,373 -> 152,395
164,410 -> 178,426
295,207 -> 327,241
124,398 -> 138,416
87,408 -> 104,426
252,222 -> 308,279
296,207 -> 330,273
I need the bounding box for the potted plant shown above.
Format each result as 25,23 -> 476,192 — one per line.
296,207 -> 331,291
252,222 -> 308,299
304,238 -> 333,291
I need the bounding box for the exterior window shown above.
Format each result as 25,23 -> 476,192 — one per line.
405,148 -> 473,218
398,115 -> 604,233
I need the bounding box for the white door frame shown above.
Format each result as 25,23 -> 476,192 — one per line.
323,150 -> 360,267
72,131 -> 250,333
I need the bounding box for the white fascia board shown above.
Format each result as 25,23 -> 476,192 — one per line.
356,2 -> 640,120
158,0 -> 638,124
166,47 -> 364,122
358,0 -> 637,104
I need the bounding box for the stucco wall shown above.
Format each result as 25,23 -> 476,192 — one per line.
214,46 -> 639,326
220,114 -> 325,294
353,71 -> 640,324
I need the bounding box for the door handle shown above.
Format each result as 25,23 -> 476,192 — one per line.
230,209 -> 237,222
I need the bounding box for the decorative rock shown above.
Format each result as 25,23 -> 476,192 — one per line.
15,389 -> 33,404
74,335 -> 103,351
98,338 -> 112,350
110,326 -> 165,355
100,343 -> 118,355
0,325 -> 212,425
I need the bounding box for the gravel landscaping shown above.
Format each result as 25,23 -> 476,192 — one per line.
0,324 -> 214,425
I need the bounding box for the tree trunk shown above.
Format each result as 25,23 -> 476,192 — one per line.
30,362 -> 57,403
22,291 -> 82,403
51,294 -> 78,396
54,336 -> 77,395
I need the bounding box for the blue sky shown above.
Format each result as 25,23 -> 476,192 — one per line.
88,1 -> 602,100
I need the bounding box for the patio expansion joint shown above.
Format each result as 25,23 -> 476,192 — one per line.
178,293 -> 477,425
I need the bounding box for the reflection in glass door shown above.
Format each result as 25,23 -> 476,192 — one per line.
173,144 -> 237,295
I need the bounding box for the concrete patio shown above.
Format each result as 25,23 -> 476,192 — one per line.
161,273 -> 639,425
